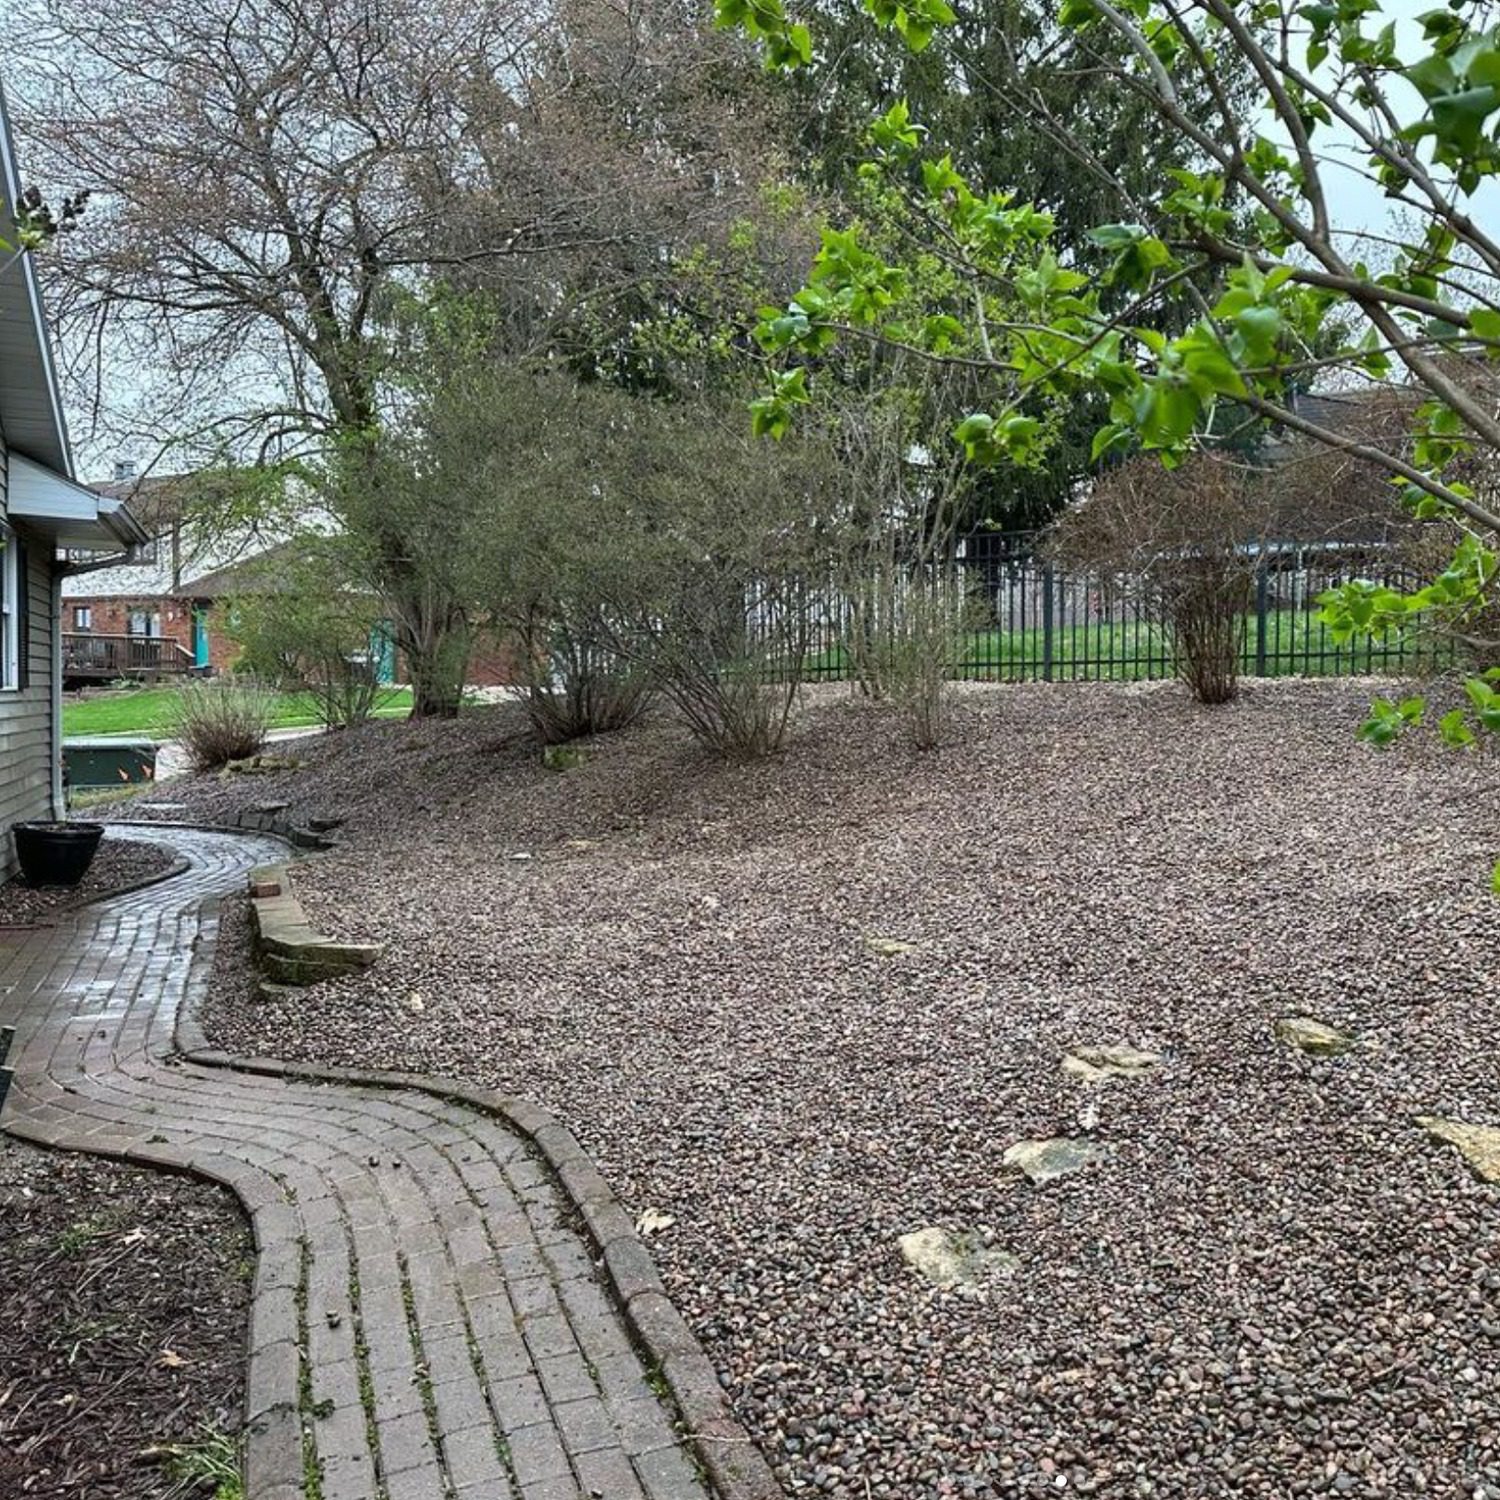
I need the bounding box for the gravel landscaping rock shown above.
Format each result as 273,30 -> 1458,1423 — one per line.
194,680 -> 1500,1500
0,837 -> 178,926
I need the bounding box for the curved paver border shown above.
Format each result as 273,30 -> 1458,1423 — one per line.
19,822 -> 780,1500
176,1043 -> 780,1500
3,850 -> 192,928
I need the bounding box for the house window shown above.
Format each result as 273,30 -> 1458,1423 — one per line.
127,607 -> 161,637
73,605 -> 93,631
1,526 -> 17,691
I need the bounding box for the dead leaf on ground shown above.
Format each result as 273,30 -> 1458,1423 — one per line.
637,1209 -> 676,1236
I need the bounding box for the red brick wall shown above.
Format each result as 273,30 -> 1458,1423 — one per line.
465,627 -> 525,688
65,595 -> 237,672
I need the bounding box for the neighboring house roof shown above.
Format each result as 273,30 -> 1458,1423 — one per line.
88,471 -> 198,535
187,538 -> 299,599
0,81 -> 144,551
61,469 -> 290,599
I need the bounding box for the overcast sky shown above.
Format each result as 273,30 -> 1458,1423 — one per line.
10,0 -> 1494,478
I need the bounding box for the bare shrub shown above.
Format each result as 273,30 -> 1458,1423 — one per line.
516,610 -> 652,744
639,574 -> 814,760
826,396 -> 975,745
169,676 -> 277,769
1051,452 -> 1275,704
592,407 -> 839,760
883,572 -> 981,749
1157,557 -> 1254,704
457,373 -> 837,759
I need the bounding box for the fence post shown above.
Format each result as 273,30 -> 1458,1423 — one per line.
1255,562 -> 1268,678
1042,565 -> 1055,682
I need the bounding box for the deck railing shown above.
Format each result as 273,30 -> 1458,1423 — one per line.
61,633 -> 196,679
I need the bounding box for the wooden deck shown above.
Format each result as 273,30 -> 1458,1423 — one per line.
61,632 -> 196,684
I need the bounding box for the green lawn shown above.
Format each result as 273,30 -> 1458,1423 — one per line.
63,685 -> 415,739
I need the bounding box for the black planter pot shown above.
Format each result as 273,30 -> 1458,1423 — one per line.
12,821 -> 105,888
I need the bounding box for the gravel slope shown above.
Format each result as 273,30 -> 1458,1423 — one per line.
197,681 -> 1500,1500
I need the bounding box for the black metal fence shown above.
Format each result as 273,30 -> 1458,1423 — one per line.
797,532 -> 1450,684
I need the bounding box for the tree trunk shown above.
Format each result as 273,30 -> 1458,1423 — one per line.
399,613 -> 470,720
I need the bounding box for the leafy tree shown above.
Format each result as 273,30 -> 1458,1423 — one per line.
770,0 -> 1257,525
11,0 -> 785,714
728,0 -> 1500,883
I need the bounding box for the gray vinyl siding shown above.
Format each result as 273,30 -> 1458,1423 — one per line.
1,433 -> 60,877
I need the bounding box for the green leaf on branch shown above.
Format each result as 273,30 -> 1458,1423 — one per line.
1438,706 -> 1476,747
1357,696 -> 1421,747
749,367 -> 810,439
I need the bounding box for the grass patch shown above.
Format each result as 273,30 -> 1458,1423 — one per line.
66,782 -> 156,811
160,1427 -> 244,1500
63,686 -> 415,739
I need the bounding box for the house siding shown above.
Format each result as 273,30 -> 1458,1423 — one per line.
0,433 -> 61,877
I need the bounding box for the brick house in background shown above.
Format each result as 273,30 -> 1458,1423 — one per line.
59,464 -> 288,684
59,462 -> 525,693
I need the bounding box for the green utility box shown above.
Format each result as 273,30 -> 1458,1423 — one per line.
62,738 -> 158,792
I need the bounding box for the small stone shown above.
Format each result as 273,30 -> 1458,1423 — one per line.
1002,1137 -> 1107,1185
897,1226 -> 1018,1293
224,755 -> 303,776
1063,1044 -> 1163,1082
1416,1117 -> 1500,1183
865,935 -> 917,957
1275,1017 -> 1354,1056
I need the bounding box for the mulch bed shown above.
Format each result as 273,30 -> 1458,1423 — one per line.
193,680 -> 1500,1499
0,839 -> 180,928
0,1137 -> 252,1498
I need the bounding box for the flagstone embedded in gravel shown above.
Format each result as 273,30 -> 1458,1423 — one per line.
1062,1043 -> 1164,1082
1418,1117 -> 1500,1183
1275,1015 -> 1356,1056
188,680 -> 1500,1500
1001,1136 -> 1109,1185
897,1226 -> 1019,1293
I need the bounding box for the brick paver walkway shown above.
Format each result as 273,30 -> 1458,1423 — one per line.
0,828 -> 712,1500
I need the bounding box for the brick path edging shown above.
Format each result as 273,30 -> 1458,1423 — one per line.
173,882 -> 781,1500
13,850 -> 194,922
84,851 -> 193,904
